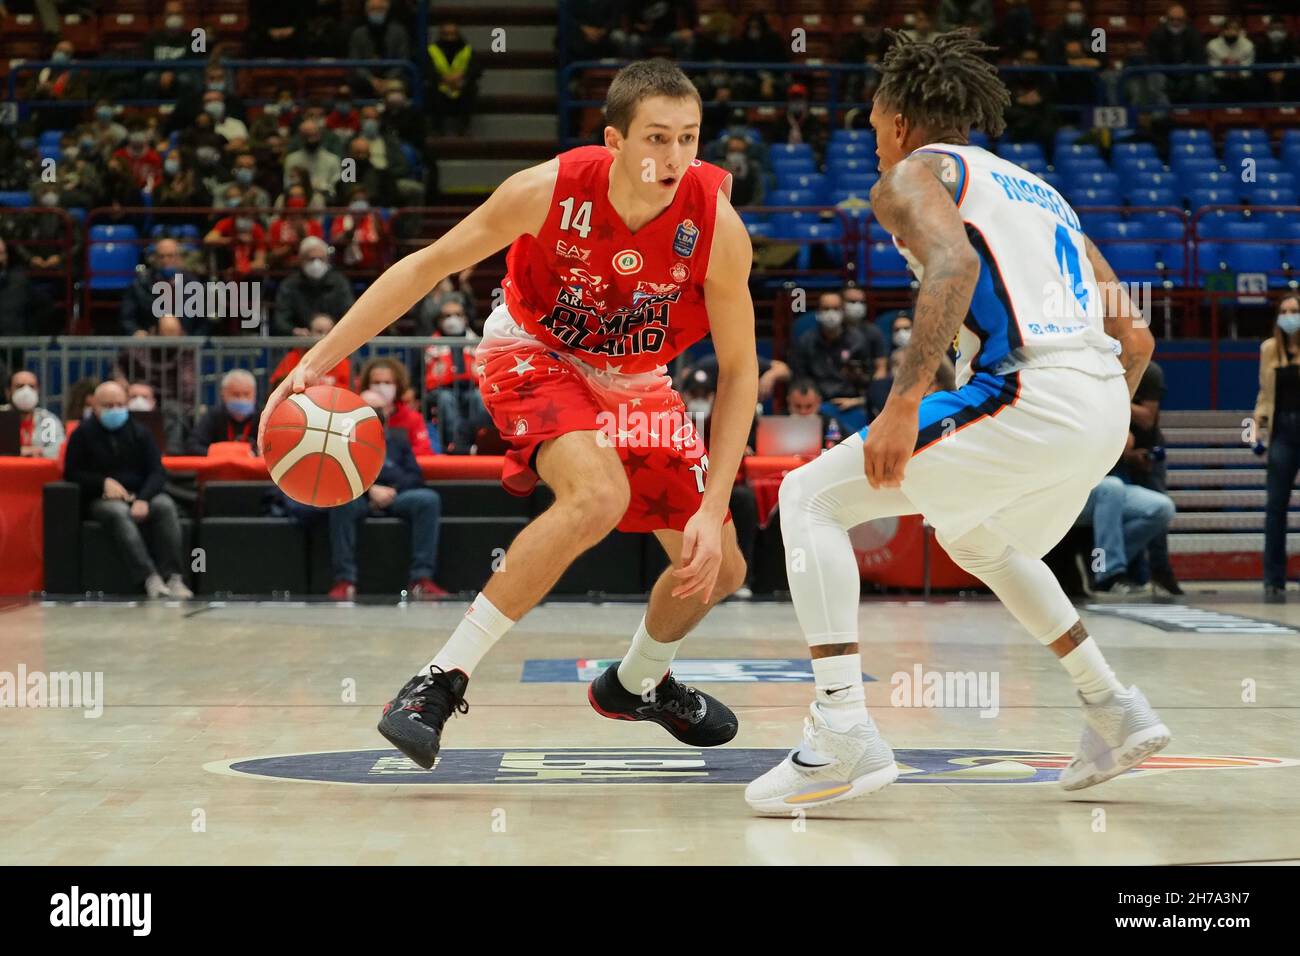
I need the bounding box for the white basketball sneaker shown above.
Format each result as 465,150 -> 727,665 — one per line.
745,703 -> 898,815
1060,685 -> 1171,791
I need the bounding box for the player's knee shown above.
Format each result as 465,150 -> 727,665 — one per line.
562,479 -> 629,542
713,545 -> 749,599
777,471 -> 808,516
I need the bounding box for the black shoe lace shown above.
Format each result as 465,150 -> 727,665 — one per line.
654,674 -> 702,722
406,666 -> 469,720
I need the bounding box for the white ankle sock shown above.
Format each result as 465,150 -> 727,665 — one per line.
1060,638 -> 1125,704
812,654 -> 868,730
617,617 -> 683,696
427,592 -> 514,677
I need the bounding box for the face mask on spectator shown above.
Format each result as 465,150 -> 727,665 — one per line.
1279,314 -> 1300,336
817,309 -> 843,331
368,11 -> 386,25
10,386 -> 38,412
440,314 -> 466,336
19,136 -> 36,151
80,136 -> 95,151
1269,28 -> 1287,43
371,382 -> 397,404
203,100 -> 224,120
234,167 -> 254,185
64,146 -> 80,161
844,301 -> 867,321
361,118 -> 380,138
99,406 -> 129,430
207,80 -> 226,93
234,216 -> 254,234
1167,21 -> 1185,35
335,102 -> 353,116
40,191 -> 60,207
225,399 -> 254,420
349,199 -> 369,213
128,132 -> 146,148
1066,12 -> 1084,27
302,258 -> 329,280
165,14 -> 184,30
893,327 -> 913,348
95,106 -> 114,122
52,50 -> 71,64
127,395 -> 155,412
164,157 -> 181,175
197,147 -> 220,166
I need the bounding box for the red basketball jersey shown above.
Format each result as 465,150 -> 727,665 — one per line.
503,145 -> 732,374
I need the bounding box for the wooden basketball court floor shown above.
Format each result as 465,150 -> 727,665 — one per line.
2,590 -> 1298,866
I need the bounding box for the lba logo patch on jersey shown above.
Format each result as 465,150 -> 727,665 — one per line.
672,219 -> 699,257
612,249 -> 643,275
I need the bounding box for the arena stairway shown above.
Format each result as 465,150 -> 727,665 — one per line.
434,0 -> 560,196
1164,409 -> 1283,580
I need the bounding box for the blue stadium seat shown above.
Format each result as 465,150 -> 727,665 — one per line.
1189,188 -> 1238,211
1224,221 -> 1270,242
827,142 -> 873,162
1009,157 -> 1049,175
38,130 -> 62,146
744,221 -> 774,240
1099,242 -> 1161,281
1078,211 -> 1113,234
1224,128 -> 1270,147
88,242 -> 139,290
767,188 -> 817,206
1168,156 -> 1219,180
834,173 -> 876,194
776,173 -> 829,200
1226,242 -> 1282,276
1056,142 -> 1101,162
1171,129 -> 1212,146
38,145 -> 61,163
997,142 -> 1045,162
1055,157 -> 1108,177
770,211 -> 816,238
1196,242 -> 1227,275
0,191 -> 30,208
867,221 -> 892,242
793,221 -> 845,269
1225,144 -> 1275,169
828,158 -> 876,182
1067,171 -> 1122,193
1113,142 -> 1158,160
830,189 -> 868,205
1254,172 -> 1295,192
1282,130 -> 1300,150
868,241 -> 913,288
89,224 -> 138,241
1169,142 -> 1215,164
1159,244 -> 1187,285
1122,171 -> 1178,196
829,130 -> 875,151
1195,210 -> 1246,238
770,142 -> 815,161
771,156 -> 817,177
1245,156 -> 1283,176
1249,187 -> 1299,207
1128,187 -> 1179,208
967,130 -> 990,149
1071,187 -> 1122,207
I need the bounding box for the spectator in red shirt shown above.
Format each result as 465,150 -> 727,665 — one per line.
328,186 -> 389,273
270,313 -> 353,389
112,125 -> 164,192
325,84 -> 361,135
422,299 -> 489,453
359,356 -> 431,456
204,198 -> 268,277
267,184 -> 325,269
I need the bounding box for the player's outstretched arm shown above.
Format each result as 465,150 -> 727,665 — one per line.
257,159 -> 556,449
672,194 -> 758,601
1084,234 -> 1154,399
863,156 -> 980,488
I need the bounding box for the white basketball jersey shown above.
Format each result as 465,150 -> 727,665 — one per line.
891,143 -> 1124,386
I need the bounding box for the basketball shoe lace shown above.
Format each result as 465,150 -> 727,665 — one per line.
652,675 -> 707,723
402,666 -> 470,723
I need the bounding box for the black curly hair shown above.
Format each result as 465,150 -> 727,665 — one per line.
874,29 -> 1011,139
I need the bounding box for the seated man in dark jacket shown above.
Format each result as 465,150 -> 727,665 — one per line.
277,388 -> 446,601
271,236 -> 355,336
63,381 -> 193,599
186,368 -> 261,454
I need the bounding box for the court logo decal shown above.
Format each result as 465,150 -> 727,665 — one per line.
521,658 -> 876,683
1085,604 -> 1298,634
205,748 -> 1298,786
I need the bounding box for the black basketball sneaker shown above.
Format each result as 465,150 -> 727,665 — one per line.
377,666 -> 469,769
588,662 -> 738,746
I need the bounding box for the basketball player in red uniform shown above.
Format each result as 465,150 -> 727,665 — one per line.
258,59 -> 758,769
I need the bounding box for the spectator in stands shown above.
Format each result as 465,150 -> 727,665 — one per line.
231,152 -> 272,211
888,312 -> 912,354
567,0 -> 620,60
250,3 -> 312,58
114,314 -> 198,411
613,0 -> 698,59
356,104 -> 413,197
326,85 -> 361,136
791,292 -> 886,430
1003,62 -> 1058,152
204,196 -> 268,278
1046,1 -> 1097,65
349,0 -> 413,96
358,357 -> 432,455
939,0 -> 994,39
329,186 -> 390,273
65,377 -> 99,425
27,38 -> 90,134
1076,451 -> 1176,593
6,186 -> 71,284
786,378 -> 847,447
1,370 -> 63,458
268,188 -> 326,269
380,82 -> 434,174
842,283 -> 869,330
1256,20 -> 1300,102
718,135 -> 764,206
140,1 -> 203,98
284,119 -> 343,204
318,387 -> 447,601
417,267 -> 478,335
1206,17 -> 1255,102
56,134 -> 106,207
903,9 -> 937,43
0,131 -> 38,193
87,99 -> 127,154
187,368 -> 260,455
203,90 -> 250,148
989,0 -> 1039,54
866,344 -> 955,422
112,124 -> 164,193
423,298 -> 487,453
428,22 -> 481,136
125,380 -> 188,456
1117,361 -> 1182,594
188,135 -> 229,202
272,236 -> 355,335
293,101 -> 348,156
271,313 -> 352,390
773,83 -> 827,159
156,148 -> 211,213
1257,294 -> 1300,597
121,239 -> 189,336
1147,4 -> 1208,105
0,237 -> 53,337
841,12 -> 890,102
343,136 -> 398,208
64,380 -> 192,600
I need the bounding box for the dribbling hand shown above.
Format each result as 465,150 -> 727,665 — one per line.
257,359 -> 321,454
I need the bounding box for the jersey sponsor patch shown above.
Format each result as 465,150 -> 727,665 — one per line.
672,218 -> 699,258
612,249 -> 643,275
670,261 -> 690,283
555,240 -> 591,262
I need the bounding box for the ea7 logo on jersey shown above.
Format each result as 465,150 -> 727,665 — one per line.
635,281 -> 680,294
555,240 -> 591,262
612,250 -> 643,275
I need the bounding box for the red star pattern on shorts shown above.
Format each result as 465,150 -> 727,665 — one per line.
537,399 -> 562,429
638,487 -> 684,527
622,447 -> 653,476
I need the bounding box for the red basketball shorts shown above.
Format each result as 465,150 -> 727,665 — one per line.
475,302 -> 728,534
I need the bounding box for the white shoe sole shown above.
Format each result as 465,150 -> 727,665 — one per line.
747,761 -> 900,815
1060,724 -> 1171,791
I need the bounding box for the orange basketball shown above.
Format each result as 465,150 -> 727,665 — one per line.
262,385 -> 387,507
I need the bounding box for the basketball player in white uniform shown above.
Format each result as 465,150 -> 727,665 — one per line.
747,30 -> 1171,813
